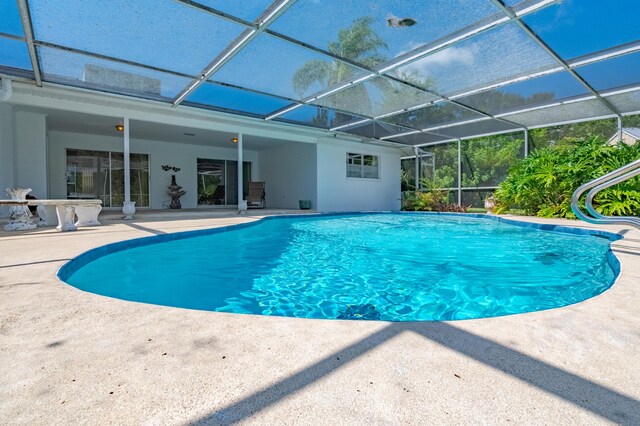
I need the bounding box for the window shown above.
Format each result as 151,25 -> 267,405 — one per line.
66,149 -> 149,207
347,153 -> 379,179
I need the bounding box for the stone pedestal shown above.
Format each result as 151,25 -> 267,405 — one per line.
4,188 -> 36,231
36,205 -> 58,226
75,204 -> 102,226
56,205 -> 77,232
122,201 -> 136,220
238,199 -> 248,214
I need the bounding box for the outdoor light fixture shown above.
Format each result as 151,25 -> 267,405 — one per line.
231,137 -> 238,143
115,124 -> 124,132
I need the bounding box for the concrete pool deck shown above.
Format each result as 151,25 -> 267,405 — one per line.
1,212 -> 639,425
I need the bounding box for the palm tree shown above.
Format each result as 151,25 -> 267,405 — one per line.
292,17 -> 388,127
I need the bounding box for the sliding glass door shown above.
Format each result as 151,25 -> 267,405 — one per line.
197,158 -> 251,206
66,149 -> 149,207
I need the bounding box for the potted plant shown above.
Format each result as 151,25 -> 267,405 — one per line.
299,199 -> 312,210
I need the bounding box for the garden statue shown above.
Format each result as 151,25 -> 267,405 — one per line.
484,194 -> 496,214
161,165 -> 185,209
167,175 -> 186,209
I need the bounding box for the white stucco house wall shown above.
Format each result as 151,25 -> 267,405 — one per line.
0,79 -> 403,215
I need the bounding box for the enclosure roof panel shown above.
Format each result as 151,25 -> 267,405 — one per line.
523,0 -> 640,60
0,0 -> 637,144
0,0 -> 24,36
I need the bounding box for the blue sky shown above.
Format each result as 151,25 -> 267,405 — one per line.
0,0 -> 638,121
268,0 -> 500,64
0,0 -> 23,36
524,0 -> 640,59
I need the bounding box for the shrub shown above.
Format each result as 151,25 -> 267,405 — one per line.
414,190 -> 449,211
401,190 -> 469,213
401,191 -> 417,210
494,136 -> 640,218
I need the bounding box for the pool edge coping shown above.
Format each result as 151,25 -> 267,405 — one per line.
57,211 -> 624,290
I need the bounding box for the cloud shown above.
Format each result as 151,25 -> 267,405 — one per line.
404,45 -> 477,77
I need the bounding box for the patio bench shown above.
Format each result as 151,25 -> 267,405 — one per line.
1,198 -> 102,232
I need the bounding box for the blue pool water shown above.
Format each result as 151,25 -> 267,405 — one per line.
59,213 -> 621,321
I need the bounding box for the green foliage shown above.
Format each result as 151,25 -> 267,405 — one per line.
197,174 -> 221,204
328,17 -> 388,67
461,135 -> 523,187
401,190 -> 417,210
418,143 -> 458,189
400,169 -> 415,191
414,190 -> 449,211
402,190 -> 469,213
495,136 -> 640,218
529,115 -> 640,150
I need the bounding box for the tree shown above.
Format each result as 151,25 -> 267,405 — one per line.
529,115 -> 640,150
292,17 -> 389,127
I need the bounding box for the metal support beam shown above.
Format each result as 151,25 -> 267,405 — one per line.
524,128 -> 529,157
457,140 -> 462,205
413,146 -> 420,191
264,102 -> 304,121
172,0 -> 297,107
618,116 -> 623,143
237,133 -> 244,212
16,0 -> 42,86
489,0 -> 622,119
265,0 -> 556,123
122,117 -> 135,219
330,119 -> 371,132
568,39 -> 640,68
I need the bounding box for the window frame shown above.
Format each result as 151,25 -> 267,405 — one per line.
65,148 -> 150,208
346,152 -> 380,179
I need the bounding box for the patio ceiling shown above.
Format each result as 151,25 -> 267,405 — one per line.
1,0 -> 639,146
16,106 -> 297,150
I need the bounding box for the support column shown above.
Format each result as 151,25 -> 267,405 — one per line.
413,146 -> 420,191
237,133 -> 247,213
617,116 -> 623,143
122,116 -> 135,219
457,140 -> 462,205
524,128 -> 529,158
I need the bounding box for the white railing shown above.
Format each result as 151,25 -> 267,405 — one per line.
571,159 -> 640,230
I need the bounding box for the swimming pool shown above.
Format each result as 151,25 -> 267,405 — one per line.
58,213 -> 621,321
